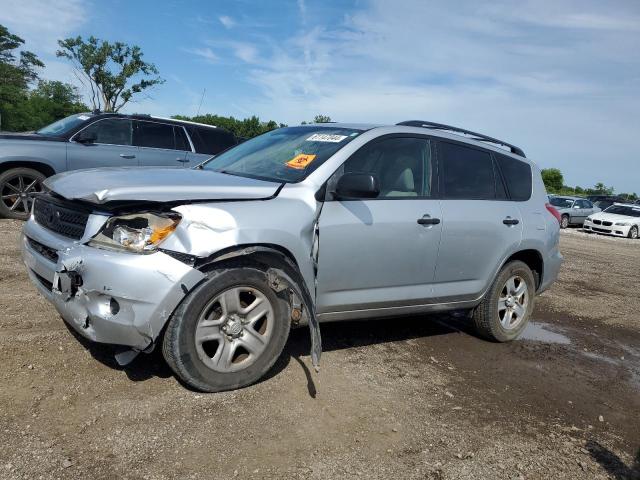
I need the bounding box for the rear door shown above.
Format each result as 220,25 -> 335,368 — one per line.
134,120 -> 190,167
67,118 -> 139,169
316,135 -> 443,316
433,141 -> 523,301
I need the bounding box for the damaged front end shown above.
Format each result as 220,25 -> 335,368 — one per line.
22,218 -> 205,353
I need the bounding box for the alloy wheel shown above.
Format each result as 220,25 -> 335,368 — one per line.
0,173 -> 42,215
194,286 -> 275,373
497,275 -> 529,330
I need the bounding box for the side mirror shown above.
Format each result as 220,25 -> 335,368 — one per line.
334,172 -> 380,200
75,131 -> 97,144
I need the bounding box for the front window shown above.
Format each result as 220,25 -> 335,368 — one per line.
549,197 -> 574,208
201,126 -> 363,182
603,205 -> 640,217
36,113 -> 94,136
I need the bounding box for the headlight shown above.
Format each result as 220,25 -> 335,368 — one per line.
89,212 -> 181,253
615,222 -> 631,226
585,217 -> 592,222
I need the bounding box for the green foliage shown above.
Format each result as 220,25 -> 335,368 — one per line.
541,168 -> 564,192
56,36 -> 163,112
0,23 -> 44,130
173,114 -> 286,139
301,114 -> 332,125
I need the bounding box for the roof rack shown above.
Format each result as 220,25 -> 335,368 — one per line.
397,120 -> 525,157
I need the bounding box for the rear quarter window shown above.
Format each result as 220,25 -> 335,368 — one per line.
495,153 -> 532,201
188,126 -> 237,155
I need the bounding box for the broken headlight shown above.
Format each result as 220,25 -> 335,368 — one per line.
89,212 -> 181,253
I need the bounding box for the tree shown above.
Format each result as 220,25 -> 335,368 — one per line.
56,36 -> 163,112
0,24 -> 44,130
541,168 -> 563,193
173,114 -> 286,139
302,114 -> 332,125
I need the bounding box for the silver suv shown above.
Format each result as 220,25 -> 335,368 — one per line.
1,112 -> 237,219
21,120 -> 563,392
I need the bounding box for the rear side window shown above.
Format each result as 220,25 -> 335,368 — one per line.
440,141 -> 495,199
135,121 -> 175,150
188,126 -> 237,155
495,153 -> 532,201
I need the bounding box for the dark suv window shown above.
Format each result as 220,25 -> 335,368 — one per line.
187,126 -> 237,155
440,141 -> 495,199
79,119 -> 133,146
342,137 -> 432,198
135,121 -> 176,150
495,153 -> 532,201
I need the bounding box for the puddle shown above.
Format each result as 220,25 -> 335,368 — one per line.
519,322 -> 571,344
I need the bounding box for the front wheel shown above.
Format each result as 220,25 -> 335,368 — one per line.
162,266 -> 291,392
629,226 -> 639,239
0,167 -> 45,220
472,260 -> 535,342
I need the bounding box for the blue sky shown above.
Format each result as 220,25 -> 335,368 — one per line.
1,0 -> 639,192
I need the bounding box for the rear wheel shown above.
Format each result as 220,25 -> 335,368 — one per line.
0,167 -> 45,220
162,266 -> 291,392
472,260 -> 535,342
560,215 -> 570,229
629,226 -> 639,239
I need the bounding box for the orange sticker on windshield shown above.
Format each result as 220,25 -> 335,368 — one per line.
286,153 -> 316,169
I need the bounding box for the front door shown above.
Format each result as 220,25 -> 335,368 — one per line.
67,118 -> 139,170
316,135 -> 442,315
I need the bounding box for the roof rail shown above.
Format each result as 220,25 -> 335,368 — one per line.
397,120 -> 525,157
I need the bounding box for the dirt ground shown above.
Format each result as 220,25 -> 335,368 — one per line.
1,219 -> 639,480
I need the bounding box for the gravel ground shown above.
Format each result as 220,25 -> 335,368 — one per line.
0,220 -> 638,480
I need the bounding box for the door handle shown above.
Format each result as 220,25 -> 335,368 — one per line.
119,154 -> 135,159
417,216 -> 441,225
503,217 -> 520,225
176,158 -> 189,163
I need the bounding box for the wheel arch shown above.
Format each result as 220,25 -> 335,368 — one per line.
503,249 -> 544,290
0,160 -> 56,178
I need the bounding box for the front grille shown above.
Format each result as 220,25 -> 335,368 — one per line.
593,219 -> 602,225
592,227 -> 610,233
33,197 -> 89,240
602,221 -> 613,227
26,236 -> 59,263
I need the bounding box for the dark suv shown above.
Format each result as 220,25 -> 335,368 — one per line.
0,113 -> 237,219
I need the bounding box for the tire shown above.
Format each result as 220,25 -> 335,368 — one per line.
629,226 -> 639,240
472,260 -> 535,342
560,215 -> 570,229
162,266 -> 291,392
0,167 -> 46,220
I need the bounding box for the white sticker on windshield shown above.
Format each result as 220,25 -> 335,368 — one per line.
77,115 -> 90,120
306,133 -> 348,143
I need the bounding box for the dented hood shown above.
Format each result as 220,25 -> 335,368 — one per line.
44,167 -> 282,204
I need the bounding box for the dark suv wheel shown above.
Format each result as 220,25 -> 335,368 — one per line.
0,167 -> 45,220
162,265 -> 292,392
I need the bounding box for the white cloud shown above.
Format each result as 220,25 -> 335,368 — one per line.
227,0 -> 640,192
186,47 -> 218,64
0,0 -> 87,54
230,42 -> 259,63
218,15 -> 235,29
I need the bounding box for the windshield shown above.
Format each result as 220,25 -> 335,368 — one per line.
201,126 -> 363,182
36,113 -> 93,136
603,205 -> 640,217
549,197 -> 574,208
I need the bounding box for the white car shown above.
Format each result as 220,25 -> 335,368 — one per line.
583,203 -> 640,239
